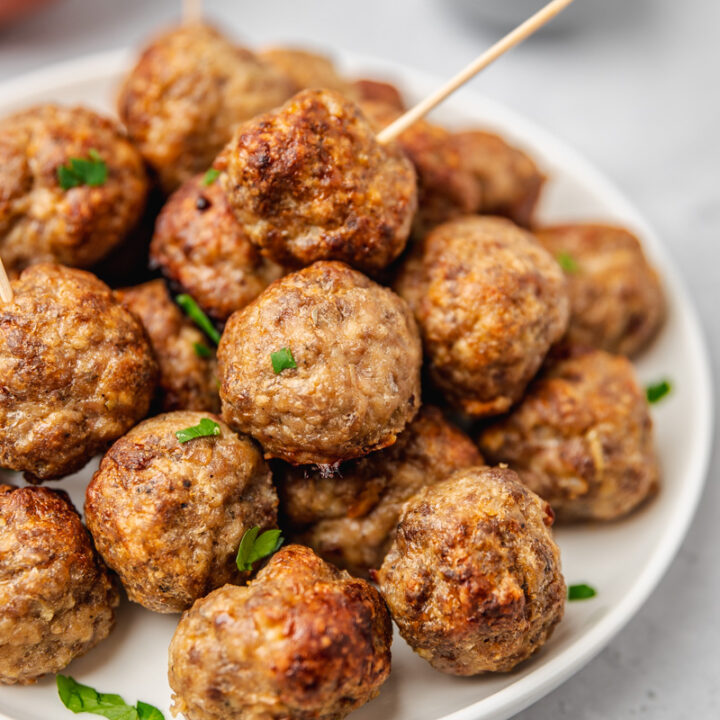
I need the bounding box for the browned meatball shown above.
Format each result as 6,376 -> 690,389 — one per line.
535,224 -> 666,356
353,79 -> 406,110
377,466 -> 565,675
478,347 -> 659,521
0,485 -> 118,685
115,280 -> 219,413
0,104 -> 147,276
0,264 -> 158,481
169,544 -> 392,720
260,47 -> 357,97
118,23 -> 295,193
395,216 -> 569,417
450,130 -> 544,228
149,173 -> 284,324
277,406 -> 483,577
217,89 -> 417,273
361,102 -> 543,232
219,261 -> 421,465
85,411 -> 277,613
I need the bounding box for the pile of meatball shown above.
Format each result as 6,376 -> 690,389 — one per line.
0,20 -> 666,720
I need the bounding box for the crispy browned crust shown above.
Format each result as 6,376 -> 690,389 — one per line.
534,224 -> 666,356
0,104 -> 147,276
260,47 -> 357,98
0,264 -> 158,481
450,130 -> 544,228
168,545 -> 392,720
395,216 -> 569,417
352,79 -> 406,110
217,89 -> 417,273
149,173 -> 284,324
377,467 -> 565,675
478,346 -> 660,521
85,411 -> 277,613
115,280 -> 220,413
277,406 -> 483,577
218,261 -> 422,465
118,23 -> 295,193
0,484 -> 119,685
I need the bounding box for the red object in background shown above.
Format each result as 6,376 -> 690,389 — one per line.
0,0 -> 57,25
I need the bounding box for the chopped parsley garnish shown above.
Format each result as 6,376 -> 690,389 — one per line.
271,347 -> 297,374
236,526 -> 284,572
175,417 -> 221,444
176,294 -> 221,345
56,675 -> 164,720
202,168 -> 220,186
646,379 -> 672,404
568,583 -> 597,601
193,341 -> 212,359
556,251 -> 580,273
57,149 -> 108,190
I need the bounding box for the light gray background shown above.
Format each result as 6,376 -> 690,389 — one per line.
1,0 -> 717,717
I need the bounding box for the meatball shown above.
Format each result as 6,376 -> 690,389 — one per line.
361,102 -> 543,232
534,224 -> 666,356
450,130 -> 544,228
0,264 -> 158,481
260,47 -> 358,98
353,79 -> 406,110
85,411 -> 277,613
0,485 -> 118,685
395,216 -> 569,417
118,23 -> 295,193
377,466 -> 565,675
168,544 -> 392,720
0,104 -> 147,276
477,347 -> 659,521
217,89 -> 417,273
115,280 -> 219,413
219,261 -> 422,465
149,172 -> 284,324
277,406 -> 483,577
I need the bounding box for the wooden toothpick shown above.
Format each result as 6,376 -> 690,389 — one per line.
0,257 -> 13,305
182,0 -> 203,24
377,0 -> 575,144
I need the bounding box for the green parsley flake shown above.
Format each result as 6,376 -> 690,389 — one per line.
57,149 -> 108,190
193,341 -> 213,359
271,347 -> 297,374
176,294 -> 221,345
236,526 -> 284,572
175,417 -> 221,444
202,168 -> 220,186
568,583 -> 597,601
56,675 -> 164,720
646,379 -> 672,404
556,251 -> 580,273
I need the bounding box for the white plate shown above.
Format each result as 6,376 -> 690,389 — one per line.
0,48 -> 713,720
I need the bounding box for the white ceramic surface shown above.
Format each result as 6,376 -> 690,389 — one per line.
0,49 -> 713,720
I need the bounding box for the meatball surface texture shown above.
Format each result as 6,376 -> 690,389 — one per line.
85,411 -> 277,613
150,173 -> 284,324
217,89 -> 417,273
535,224 -> 666,356
0,485 -> 118,685
0,104 -> 147,276
377,466 -> 565,675
477,347 -> 659,521
219,261 -> 422,465
395,216 -> 569,417
278,406 -> 483,577
168,544 -> 392,720
118,23 -> 295,192
115,280 -> 219,413
0,264 -> 158,481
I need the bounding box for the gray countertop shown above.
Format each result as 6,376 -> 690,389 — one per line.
1,0 -> 718,717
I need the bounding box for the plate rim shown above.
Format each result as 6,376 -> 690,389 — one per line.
0,47 -> 713,720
